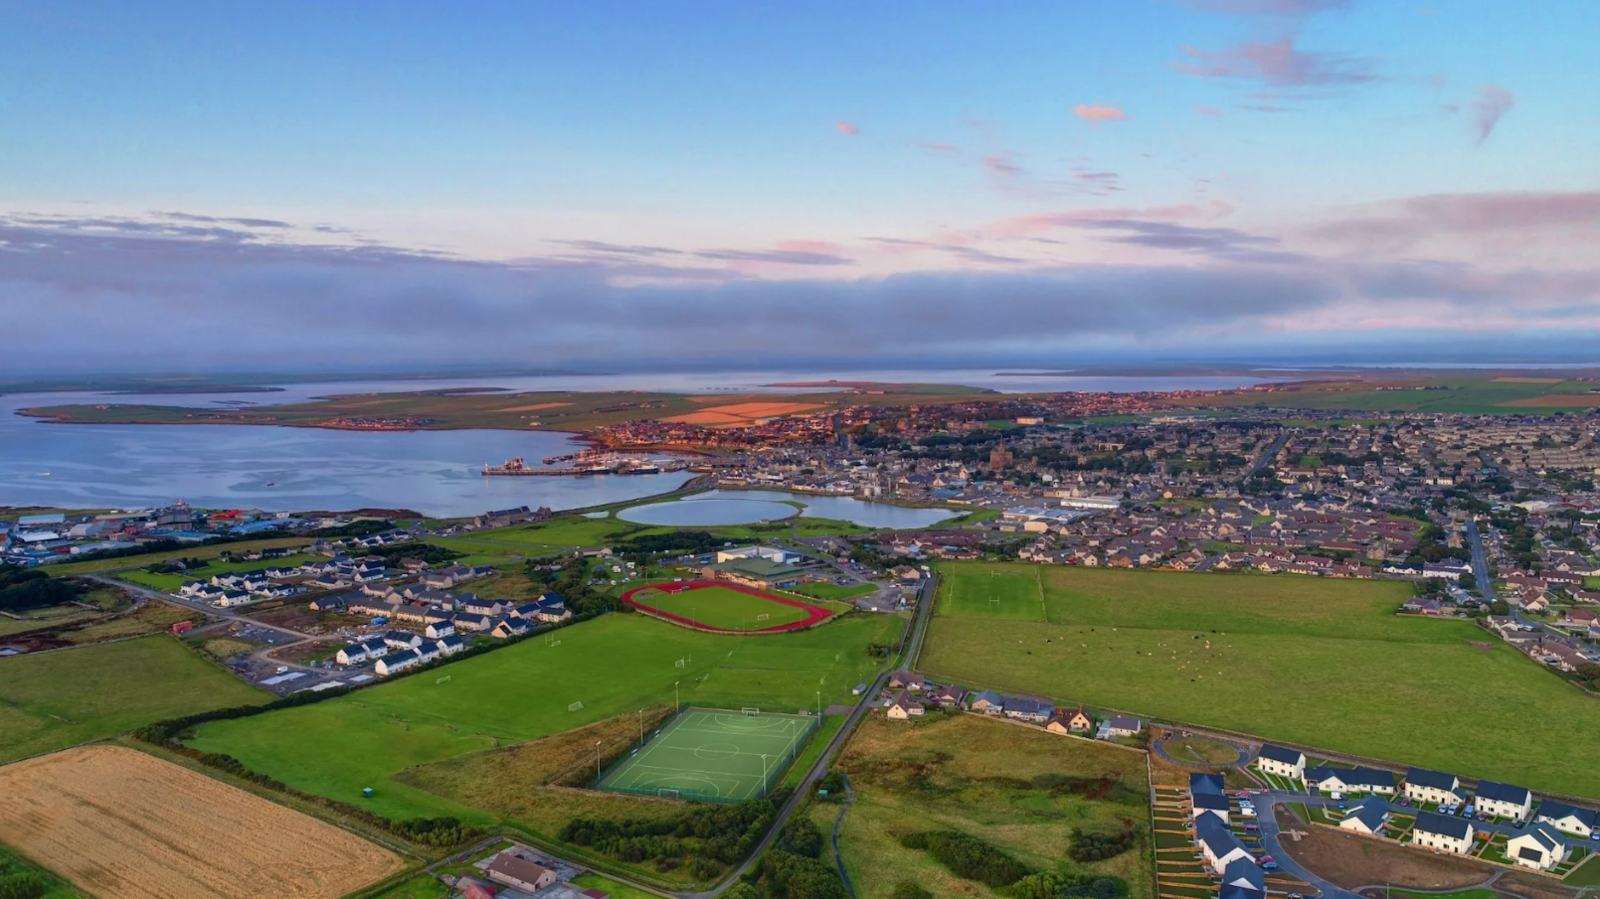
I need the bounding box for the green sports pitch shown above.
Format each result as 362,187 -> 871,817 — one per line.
596,708 -> 817,802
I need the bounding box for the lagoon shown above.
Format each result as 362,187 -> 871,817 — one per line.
616,489 -> 960,529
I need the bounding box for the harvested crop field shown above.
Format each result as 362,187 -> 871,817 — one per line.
666,402 -> 824,425
0,745 -> 405,899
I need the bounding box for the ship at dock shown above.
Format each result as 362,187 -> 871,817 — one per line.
482,454 -> 671,476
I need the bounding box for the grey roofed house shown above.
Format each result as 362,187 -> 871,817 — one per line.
1475,780 -> 1531,805
1413,810 -> 1473,841
1193,792 -> 1230,813
1342,796 -> 1389,832
1517,824 -> 1562,860
1195,810 -> 1247,859
1219,857 -> 1265,899
1306,766 -> 1395,790
1257,744 -> 1304,766
1537,800 -> 1599,830
1105,715 -> 1142,732
1190,772 -> 1226,796
1407,767 -> 1460,791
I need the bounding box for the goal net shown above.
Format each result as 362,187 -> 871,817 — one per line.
435,675 -> 451,685
658,788 -> 681,799
742,707 -> 760,716
568,701 -> 584,712
756,613 -> 770,621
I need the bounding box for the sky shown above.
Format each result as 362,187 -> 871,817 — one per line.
2,0 -> 1598,374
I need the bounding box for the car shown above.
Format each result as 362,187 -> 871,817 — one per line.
1259,855 -> 1274,864
1244,823 -> 1260,832
1262,861 -> 1279,871
1398,798 -> 1411,807
275,665 -> 289,674
1337,801 -> 1347,810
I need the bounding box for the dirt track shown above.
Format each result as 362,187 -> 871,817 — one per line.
0,745 -> 404,899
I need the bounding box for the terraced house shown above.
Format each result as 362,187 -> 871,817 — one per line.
1410,810 -> 1474,855
1303,766 -> 1396,795
1473,781 -> 1533,822
1404,768 -> 1465,806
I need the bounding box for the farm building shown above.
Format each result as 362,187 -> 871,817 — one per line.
1410,811 -> 1474,855
1255,744 -> 1306,780
485,853 -> 557,893
1506,824 -> 1568,871
1537,801 -> 1598,837
1474,781 -> 1533,822
1404,768 -> 1465,806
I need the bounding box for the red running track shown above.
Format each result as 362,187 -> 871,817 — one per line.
618,580 -> 833,634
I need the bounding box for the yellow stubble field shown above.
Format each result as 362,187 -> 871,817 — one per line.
0,745 -> 406,899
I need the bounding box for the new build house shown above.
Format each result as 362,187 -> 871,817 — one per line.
1506,824 -> 1568,871
1339,796 -> 1390,835
1190,773 -> 1230,823
1255,744 -> 1306,780
1404,768 -> 1465,806
1537,801 -> 1599,838
1304,766 -> 1396,795
1194,812 -> 1252,873
1410,810 -> 1475,855
1474,781 -> 1533,822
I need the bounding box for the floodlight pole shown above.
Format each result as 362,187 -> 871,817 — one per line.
675,681 -> 680,713
639,708 -> 644,746
595,739 -> 602,780
816,690 -> 821,717
762,754 -> 769,796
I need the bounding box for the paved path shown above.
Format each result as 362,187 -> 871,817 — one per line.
1242,432 -> 1290,483
831,774 -> 858,899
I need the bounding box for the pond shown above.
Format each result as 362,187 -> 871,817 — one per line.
616,489 -> 961,529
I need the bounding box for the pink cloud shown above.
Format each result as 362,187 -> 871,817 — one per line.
1472,85 -> 1515,145
1306,191 -> 1600,252
835,121 -> 860,136
986,200 -> 1236,239
1073,103 -> 1128,121
1175,37 -> 1375,87
776,239 -> 843,254
981,153 -> 1022,177
1195,105 -> 1225,117
919,141 -> 959,152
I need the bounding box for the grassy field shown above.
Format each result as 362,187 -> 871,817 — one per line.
1171,375 -> 1600,415
0,635 -> 269,763
936,563 -> 1046,620
832,714 -> 1151,899
784,714 -> 847,788
0,605 -> 99,637
188,612 -> 904,820
788,582 -> 877,601
637,584 -> 813,630
0,839 -> 82,899
367,875 -> 447,899
922,562 -> 1600,800
114,553 -> 321,592
1567,855 -> 1600,886
570,873 -> 658,899
45,537 -> 312,575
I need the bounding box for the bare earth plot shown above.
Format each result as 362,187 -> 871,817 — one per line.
0,745 -> 404,899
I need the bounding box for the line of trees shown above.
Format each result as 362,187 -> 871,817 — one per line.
561,792 -> 787,878
0,564 -> 86,614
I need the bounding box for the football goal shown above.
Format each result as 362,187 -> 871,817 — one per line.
742,707 -> 761,716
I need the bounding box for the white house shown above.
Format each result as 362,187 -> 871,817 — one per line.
1190,773 -> 1230,823
1474,781 -> 1533,822
1255,744 -> 1306,780
424,621 -> 455,639
1219,858 -> 1265,899
1195,812 -> 1251,873
336,638 -> 388,666
1410,811 -> 1474,855
1537,801 -> 1599,838
1304,766 -> 1396,796
1404,768 -> 1465,806
1339,796 -> 1390,835
375,648 -> 422,676
1506,824 -> 1568,871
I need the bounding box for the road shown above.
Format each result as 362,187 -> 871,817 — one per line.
684,572 -> 938,898
1242,432 -> 1290,484
90,574 -> 348,693
1464,519 -> 1560,636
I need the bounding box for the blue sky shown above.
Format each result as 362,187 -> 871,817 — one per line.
2,0 -> 1597,372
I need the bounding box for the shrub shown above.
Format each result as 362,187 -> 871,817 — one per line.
890,880 -> 932,899
897,830 -> 1030,888
1068,825 -> 1137,863
1005,872 -> 1127,899
0,873 -> 47,899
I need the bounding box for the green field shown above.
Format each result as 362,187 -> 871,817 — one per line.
114,553 -> 320,592
45,537 -> 311,575
187,612 -> 903,820
570,873 -> 658,899
0,635 -> 269,763
922,563 -> 1600,800
638,584 -> 813,630
597,708 -> 817,801
936,563 -> 1046,620
833,714 -> 1150,899
788,582 -> 876,602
